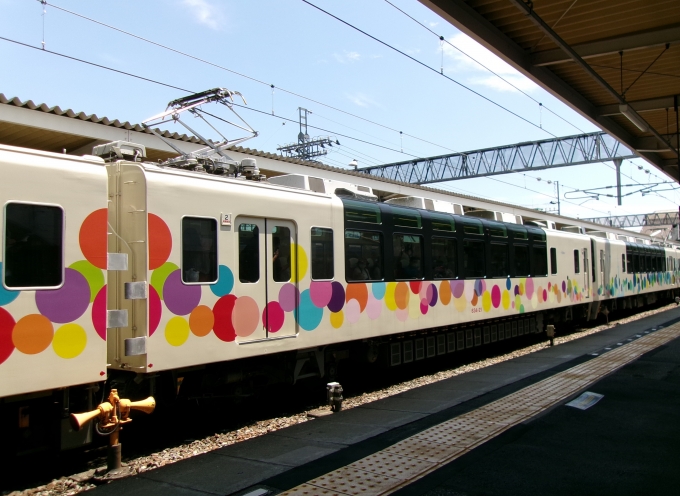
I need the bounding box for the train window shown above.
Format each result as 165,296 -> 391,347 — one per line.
311,227 -> 334,280
430,212 -> 455,232
508,225 -> 528,240
391,207 -> 421,229
3,202 -> 63,289
460,218 -> 483,235
181,217 -> 218,284
533,245 -> 548,276
272,226 -> 291,282
463,239 -> 485,278
633,253 -> 640,272
574,250 -> 580,273
345,230 -> 383,281
343,200 -> 381,224
530,231 -> 546,242
514,245 -> 530,276
489,242 -> 509,277
550,248 -> 558,274
487,221 -> 507,238
622,254 -> 626,272
432,237 -> 457,279
239,224 -> 260,283
394,234 -> 423,279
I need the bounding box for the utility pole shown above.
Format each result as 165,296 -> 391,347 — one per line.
555,181 -> 561,215
614,158 -> 622,205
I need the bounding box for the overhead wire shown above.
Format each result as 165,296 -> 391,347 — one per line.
0,35 -> 638,216
35,0 -> 672,205
39,0 -> 461,155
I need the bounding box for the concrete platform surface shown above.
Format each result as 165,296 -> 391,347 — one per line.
91,307 -> 680,496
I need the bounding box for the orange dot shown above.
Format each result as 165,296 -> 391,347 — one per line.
79,209 -> 108,269
148,213 -> 172,270
394,282 -> 409,310
439,280 -> 452,305
13,314 -> 53,355
189,305 -> 214,337
345,283 -> 368,312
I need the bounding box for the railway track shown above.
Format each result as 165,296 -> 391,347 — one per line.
3,302 -> 679,496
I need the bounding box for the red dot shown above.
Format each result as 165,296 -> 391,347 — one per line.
213,295 -> 237,342
0,308 -> 16,365
148,364 -> 153,368
100,371 -> 106,376
148,214 -> 172,270
79,209 -> 108,269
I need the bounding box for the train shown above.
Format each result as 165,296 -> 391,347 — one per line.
1,139 -> 679,455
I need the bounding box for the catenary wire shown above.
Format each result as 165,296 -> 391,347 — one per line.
0,35 -> 661,217
35,1 -> 670,202
40,0 -> 462,154
382,0 -> 587,134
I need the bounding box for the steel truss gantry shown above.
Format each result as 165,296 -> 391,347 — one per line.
357,132 -> 636,184
582,212 -> 679,229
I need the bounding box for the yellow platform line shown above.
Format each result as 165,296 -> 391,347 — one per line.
279,325 -> 680,496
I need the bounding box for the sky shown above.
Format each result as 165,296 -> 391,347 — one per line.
1,0 -> 678,224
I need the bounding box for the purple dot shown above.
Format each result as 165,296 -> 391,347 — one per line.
450,280 -> 464,299
278,283 -> 299,312
36,268 -> 90,323
428,284 -> 438,307
163,270 -> 201,315
327,281 -> 345,313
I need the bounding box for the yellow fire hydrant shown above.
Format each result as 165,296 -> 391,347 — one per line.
70,389 -> 155,476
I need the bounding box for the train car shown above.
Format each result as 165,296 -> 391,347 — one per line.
0,144 -> 108,454
1,140 -> 679,455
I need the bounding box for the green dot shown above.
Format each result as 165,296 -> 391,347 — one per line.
69,260 -> 104,302
151,262 -> 179,300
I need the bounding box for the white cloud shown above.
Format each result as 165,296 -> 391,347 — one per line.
345,92 -> 379,108
181,0 -> 224,30
443,33 -> 538,92
428,21 -> 439,28
334,51 -> 361,63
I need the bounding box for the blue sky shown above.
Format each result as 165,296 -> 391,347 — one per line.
1,0 -> 677,222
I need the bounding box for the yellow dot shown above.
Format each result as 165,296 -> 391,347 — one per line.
384,282 -> 398,311
515,294 -> 522,309
52,324 -> 87,359
501,290 -> 511,310
291,244 -> 308,281
165,317 -> 190,346
454,296 -> 466,312
330,310 -> 344,329
482,291 -> 492,312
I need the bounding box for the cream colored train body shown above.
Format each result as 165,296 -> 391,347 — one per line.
1,142 -> 678,452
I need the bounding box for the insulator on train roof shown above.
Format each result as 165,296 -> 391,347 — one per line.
92,141 -> 147,162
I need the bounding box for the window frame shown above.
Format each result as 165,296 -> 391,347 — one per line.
393,232 -> 424,280
3,201 -> 65,290
238,222 -> 261,284
550,247 -> 558,275
181,215 -> 219,285
310,226 -> 334,281
573,249 -> 580,274
431,236 -> 458,280
345,229 -> 384,282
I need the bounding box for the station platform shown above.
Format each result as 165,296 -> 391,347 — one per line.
92,308 -> 680,496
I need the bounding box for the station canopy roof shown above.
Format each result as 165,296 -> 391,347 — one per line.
421,0 -> 680,180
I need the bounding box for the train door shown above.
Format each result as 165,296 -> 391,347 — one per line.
265,220 -> 298,337
234,217 -> 298,342
582,246 -> 590,298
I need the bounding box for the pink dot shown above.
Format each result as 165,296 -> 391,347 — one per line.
395,308 -> 409,322
263,301 -> 285,333
278,283 -> 299,312
366,293 -> 382,320
149,285 -> 161,336
92,285 -> 107,340
420,299 -> 429,315
525,278 -> 534,299
309,281 -> 333,308
543,289 -> 548,302
491,285 -> 501,308
232,297 -> 259,337
345,299 -> 361,324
